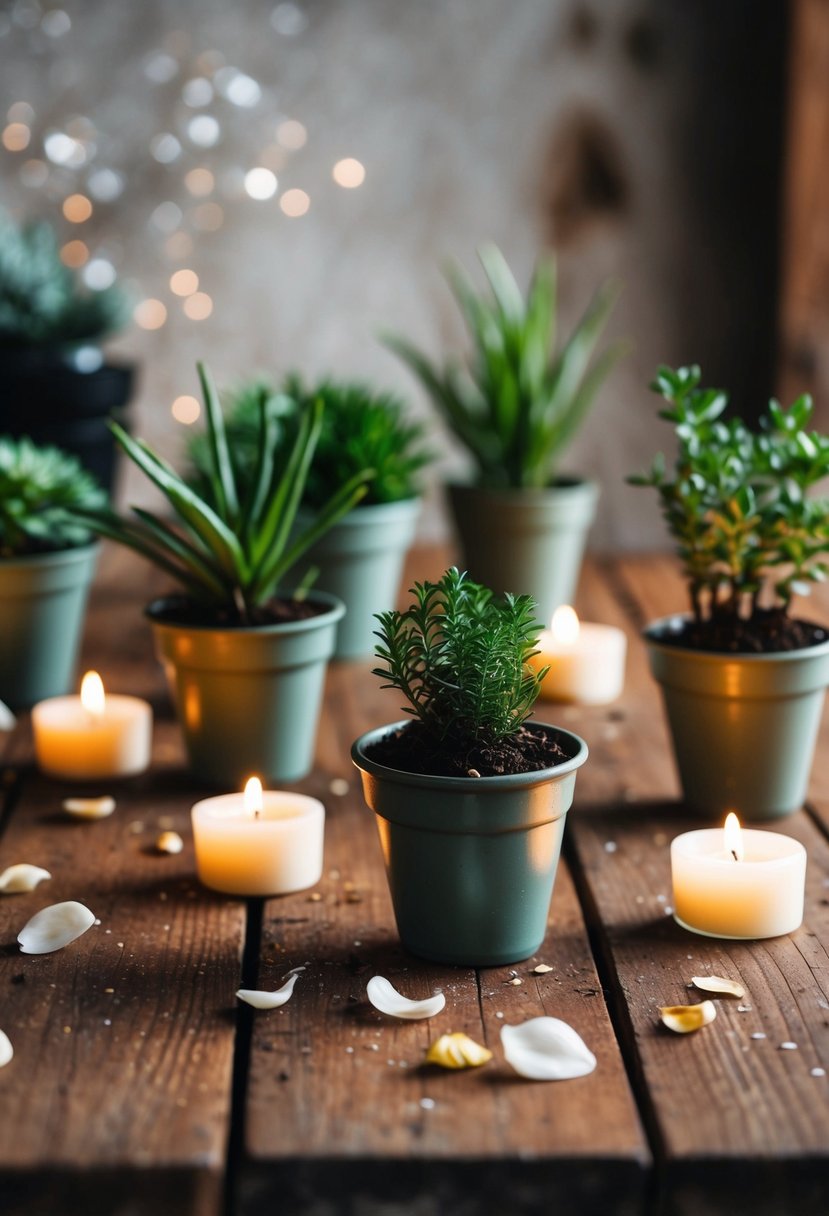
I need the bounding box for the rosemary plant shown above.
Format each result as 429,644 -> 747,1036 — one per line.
0,437 -> 106,557
630,364 -> 829,622
78,363 -> 371,624
372,567 -> 547,746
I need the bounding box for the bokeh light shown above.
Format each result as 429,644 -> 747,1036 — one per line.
172,395 -> 201,424
183,292 -> 213,320
60,240 -> 89,268
333,157 -> 366,188
280,188 -> 310,217
244,167 -> 277,199
170,268 -> 199,296
63,193 -> 93,222
134,299 -> 167,330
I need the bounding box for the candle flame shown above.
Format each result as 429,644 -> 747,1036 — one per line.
244,776 -> 263,819
550,605 -> 580,645
80,671 -> 106,717
723,812 -> 744,862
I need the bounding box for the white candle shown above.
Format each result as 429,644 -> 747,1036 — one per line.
32,671 -> 152,780
531,606 -> 626,704
671,813 -> 806,939
191,776 -> 325,896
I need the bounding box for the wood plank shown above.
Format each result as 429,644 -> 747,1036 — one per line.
566,554 -> 829,1216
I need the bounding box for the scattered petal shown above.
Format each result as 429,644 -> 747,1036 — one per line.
367,976 -> 445,1020
750,1032 -> 767,1040
18,901 -> 96,954
660,1002 -> 717,1034
236,974 -> 299,1009
0,700 -> 16,730
425,1032 -> 493,1069
501,1016 -> 597,1080
62,796 -> 116,819
691,975 -> 745,999
156,831 -> 183,854
505,977 -> 522,986
0,1030 -> 12,1067
531,963 -> 553,974
811,1067 -> 826,1077
779,1041 -> 798,1051
0,864 -> 51,894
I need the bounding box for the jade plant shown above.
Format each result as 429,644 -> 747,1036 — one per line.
630,364 -> 829,624
384,242 -> 625,489
0,437 -> 106,557
0,210 -> 127,348
373,566 -> 547,753
77,363 -> 371,624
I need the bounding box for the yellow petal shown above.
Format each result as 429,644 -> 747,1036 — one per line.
425,1033 -> 493,1069
156,831 -> 184,854
691,975 -> 745,999
660,1001 -> 717,1033
62,796 -> 116,820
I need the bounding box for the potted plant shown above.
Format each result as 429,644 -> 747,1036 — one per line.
0,209 -> 133,494
351,567 -> 588,966
0,438 -> 105,708
630,364 -> 829,820
191,375 -> 430,659
384,242 -> 625,621
78,363 -> 370,786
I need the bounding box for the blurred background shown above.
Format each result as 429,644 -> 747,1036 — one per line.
0,0 -> 813,549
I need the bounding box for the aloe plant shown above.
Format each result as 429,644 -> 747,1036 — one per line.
77,363 -> 371,624
384,242 -> 625,489
0,437 -> 106,557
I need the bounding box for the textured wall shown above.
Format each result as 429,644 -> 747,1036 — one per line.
0,0 -> 787,550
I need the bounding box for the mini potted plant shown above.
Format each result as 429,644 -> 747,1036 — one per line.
191,374 -> 431,659
0,437 -> 105,707
385,242 -> 625,621
351,567 -> 588,965
78,363 -> 370,786
630,364 -> 829,820
0,209 -> 133,494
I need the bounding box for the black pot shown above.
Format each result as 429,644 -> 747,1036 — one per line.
0,346 -> 135,495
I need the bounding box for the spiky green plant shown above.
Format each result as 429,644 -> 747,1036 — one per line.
384,242 -> 625,490
0,210 -> 128,347
372,567 -> 547,746
629,364 -> 829,622
0,437 -> 106,557
77,363 -> 371,624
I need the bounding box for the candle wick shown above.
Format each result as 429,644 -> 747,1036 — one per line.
731,849 -> 738,862
255,809 -> 260,821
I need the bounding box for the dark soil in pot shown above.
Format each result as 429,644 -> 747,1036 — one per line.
660,610 -> 829,654
363,720 -> 568,778
146,593 -> 328,629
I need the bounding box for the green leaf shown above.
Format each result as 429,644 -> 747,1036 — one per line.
197,361 -> 240,526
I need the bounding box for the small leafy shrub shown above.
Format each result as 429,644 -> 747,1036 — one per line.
630,365 -> 829,625
0,437 -> 106,557
373,567 -> 546,748
78,363 -> 371,624
0,211 -> 128,347
384,242 -> 625,490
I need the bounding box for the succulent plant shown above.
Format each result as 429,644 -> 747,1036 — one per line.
384,242 -> 625,489
0,437 -> 106,557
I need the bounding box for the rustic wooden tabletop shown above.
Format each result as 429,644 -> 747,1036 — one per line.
1,545 -> 828,1216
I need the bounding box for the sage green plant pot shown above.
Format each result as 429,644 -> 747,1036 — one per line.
646,614 -> 829,820
351,722 -> 588,966
0,544 -> 98,709
299,498 -> 420,659
149,591 -> 345,787
448,479 -> 599,622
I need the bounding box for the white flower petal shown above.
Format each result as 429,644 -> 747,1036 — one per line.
691,975 -> 745,999
156,831 -> 184,854
18,901 -> 96,954
62,796 -> 116,819
0,700 -> 16,730
237,973 -> 299,1009
366,975 -> 446,1020
0,1030 -> 12,1067
0,864 -> 51,894
660,1001 -> 717,1033
501,1016 -> 597,1080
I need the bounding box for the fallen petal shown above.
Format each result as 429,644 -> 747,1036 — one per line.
62,796 -> 116,820
0,1030 -> 12,1067
156,831 -> 183,855
0,864 -> 51,894
425,1032 -> 493,1069
366,975 -> 446,1020
691,975 -> 745,999
660,1001 -> 717,1033
0,700 -> 16,730
531,963 -> 553,974
501,1016 -> 597,1080
18,901 -> 96,954
237,974 -> 299,1009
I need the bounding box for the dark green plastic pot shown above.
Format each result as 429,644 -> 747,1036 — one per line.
646,614 -> 829,820
351,722 -> 588,966
149,591 -> 345,787
0,544 -> 99,709
298,498 -> 420,659
448,479 -> 599,623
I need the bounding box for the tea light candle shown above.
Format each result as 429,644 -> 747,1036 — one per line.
671,813 -> 806,939
531,606 -> 626,704
191,776 -> 325,896
32,671 -> 152,780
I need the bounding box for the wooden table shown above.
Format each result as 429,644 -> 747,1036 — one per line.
1,547 -> 828,1216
